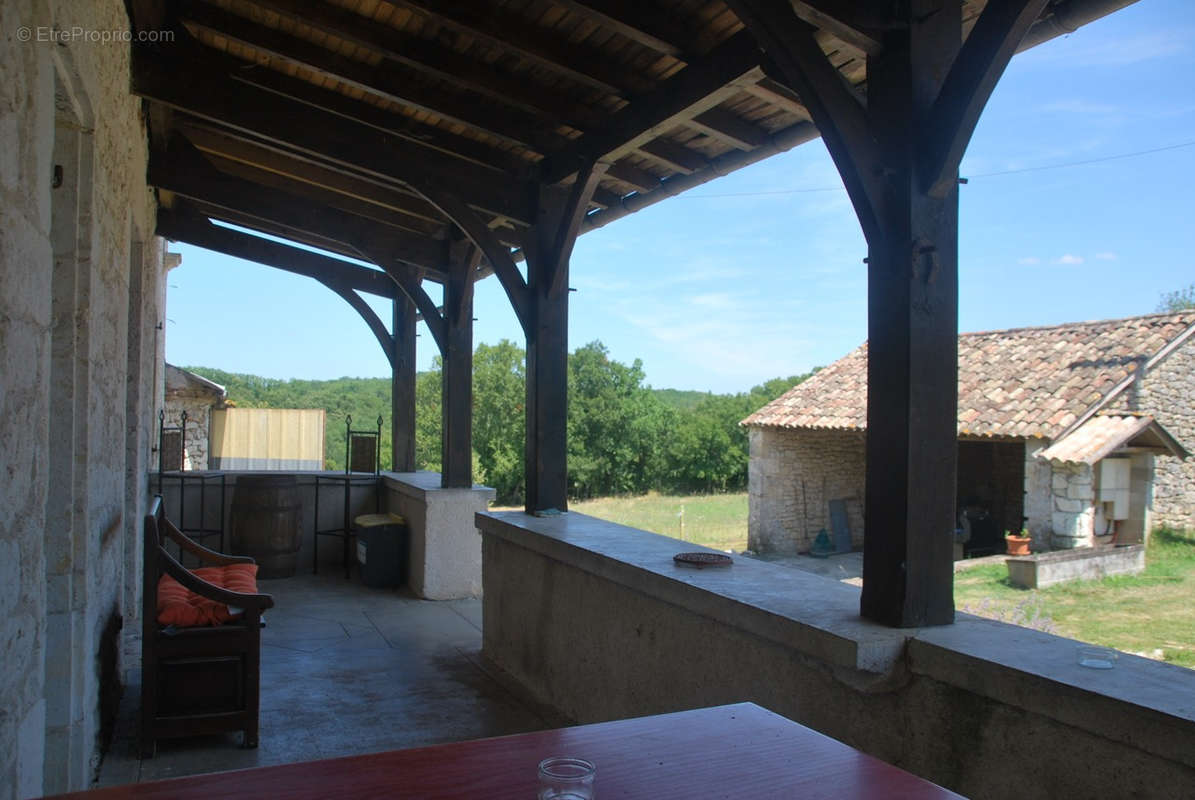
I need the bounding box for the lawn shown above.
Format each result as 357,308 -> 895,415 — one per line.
568,492 -> 749,552
955,528 -> 1195,668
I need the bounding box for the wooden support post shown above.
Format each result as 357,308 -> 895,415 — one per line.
392,293 -> 416,472
523,268 -> 570,513
522,162 -> 609,513
441,242 -> 479,488
728,0 -> 1041,626
859,5 -> 961,627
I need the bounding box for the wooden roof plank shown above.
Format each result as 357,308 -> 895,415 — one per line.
182,0 -> 565,152
239,0 -> 607,130
388,0 -> 653,96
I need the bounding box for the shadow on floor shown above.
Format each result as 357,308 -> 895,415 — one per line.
98,571 -> 555,787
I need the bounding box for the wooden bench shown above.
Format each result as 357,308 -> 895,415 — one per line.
141,496 -> 274,757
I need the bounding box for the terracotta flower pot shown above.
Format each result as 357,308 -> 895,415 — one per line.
1006,536 -> 1031,556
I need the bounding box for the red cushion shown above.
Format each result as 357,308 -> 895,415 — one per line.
157,563 -> 259,627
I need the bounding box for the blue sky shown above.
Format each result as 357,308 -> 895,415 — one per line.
167,0 -> 1195,394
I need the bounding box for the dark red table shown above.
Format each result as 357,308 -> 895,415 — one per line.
54,703 -> 963,798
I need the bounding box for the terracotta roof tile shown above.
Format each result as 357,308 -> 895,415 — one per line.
743,312 -> 1195,439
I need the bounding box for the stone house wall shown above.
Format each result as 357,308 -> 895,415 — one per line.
0,3 -> 166,795
748,427 -> 865,555
163,391 -> 217,471
1133,332 -> 1195,530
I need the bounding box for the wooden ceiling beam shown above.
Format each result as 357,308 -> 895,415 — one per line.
789,1 -> 885,55
550,0 -> 697,56
742,77 -> 810,118
181,1 -> 564,152
688,107 -> 771,150
636,139 -> 709,174
203,154 -> 442,239
149,138 -> 449,273
238,0 -> 607,131
604,161 -> 662,192
539,30 -> 763,183
132,49 -> 536,224
177,122 -> 447,232
157,205 -> 401,299
232,67 -> 534,175
388,0 -> 653,96
179,198 -> 381,264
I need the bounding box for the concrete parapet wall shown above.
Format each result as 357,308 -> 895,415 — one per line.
478,511 -> 1195,800
385,473 -> 494,600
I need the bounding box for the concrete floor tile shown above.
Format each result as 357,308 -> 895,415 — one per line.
97,571 -> 550,788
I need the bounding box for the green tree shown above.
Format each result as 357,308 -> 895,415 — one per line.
472,340 -> 526,503
567,341 -> 672,499
1157,283 -> 1195,312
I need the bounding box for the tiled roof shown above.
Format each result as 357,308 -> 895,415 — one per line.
1036,413 -> 1190,464
743,312 -> 1195,440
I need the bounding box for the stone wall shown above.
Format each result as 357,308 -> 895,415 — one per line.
1134,332 -> 1195,530
0,3 -> 165,795
747,427 -> 865,554
1047,461 -> 1096,549
162,391 -> 215,471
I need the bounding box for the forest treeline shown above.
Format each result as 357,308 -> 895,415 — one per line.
188,341 -> 813,505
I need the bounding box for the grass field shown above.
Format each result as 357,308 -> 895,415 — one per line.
955,528 -> 1195,667
569,492 -> 749,552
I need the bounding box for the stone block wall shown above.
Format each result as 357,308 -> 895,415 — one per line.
0,3 -> 165,795
1134,333 -> 1195,530
162,391 -> 215,471
1047,461 -> 1096,549
747,427 -> 865,554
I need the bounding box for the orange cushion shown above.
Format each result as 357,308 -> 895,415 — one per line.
157,563 -> 259,627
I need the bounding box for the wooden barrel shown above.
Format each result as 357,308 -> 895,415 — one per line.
229,474 -> 302,578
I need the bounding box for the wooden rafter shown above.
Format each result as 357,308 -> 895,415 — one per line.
131,48 -> 537,224
551,0 -> 698,56
149,137 -> 449,273
539,30 -> 763,184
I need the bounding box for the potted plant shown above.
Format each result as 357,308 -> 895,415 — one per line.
1005,528 -> 1031,556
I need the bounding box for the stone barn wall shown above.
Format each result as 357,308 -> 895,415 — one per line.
1134,332 -> 1195,530
0,2 -> 167,795
747,427 -> 865,555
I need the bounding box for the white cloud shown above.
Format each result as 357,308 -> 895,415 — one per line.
1017,256 -> 1041,265
1055,254 -> 1085,265
1094,252 -> 1118,261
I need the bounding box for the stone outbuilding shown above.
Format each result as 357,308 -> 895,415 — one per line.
162,363 -> 227,470
744,312 -> 1194,556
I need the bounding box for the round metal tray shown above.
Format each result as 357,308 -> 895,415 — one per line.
673,552 -> 733,567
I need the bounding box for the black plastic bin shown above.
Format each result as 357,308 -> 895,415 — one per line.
354,513 -> 409,588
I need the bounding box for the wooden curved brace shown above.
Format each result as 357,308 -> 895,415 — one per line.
724,0 -> 885,244
412,186 -> 531,336
921,0 -> 1050,196
318,279 -> 396,366
389,271 -> 447,354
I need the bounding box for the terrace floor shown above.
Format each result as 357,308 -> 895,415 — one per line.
97,570 -> 557,788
